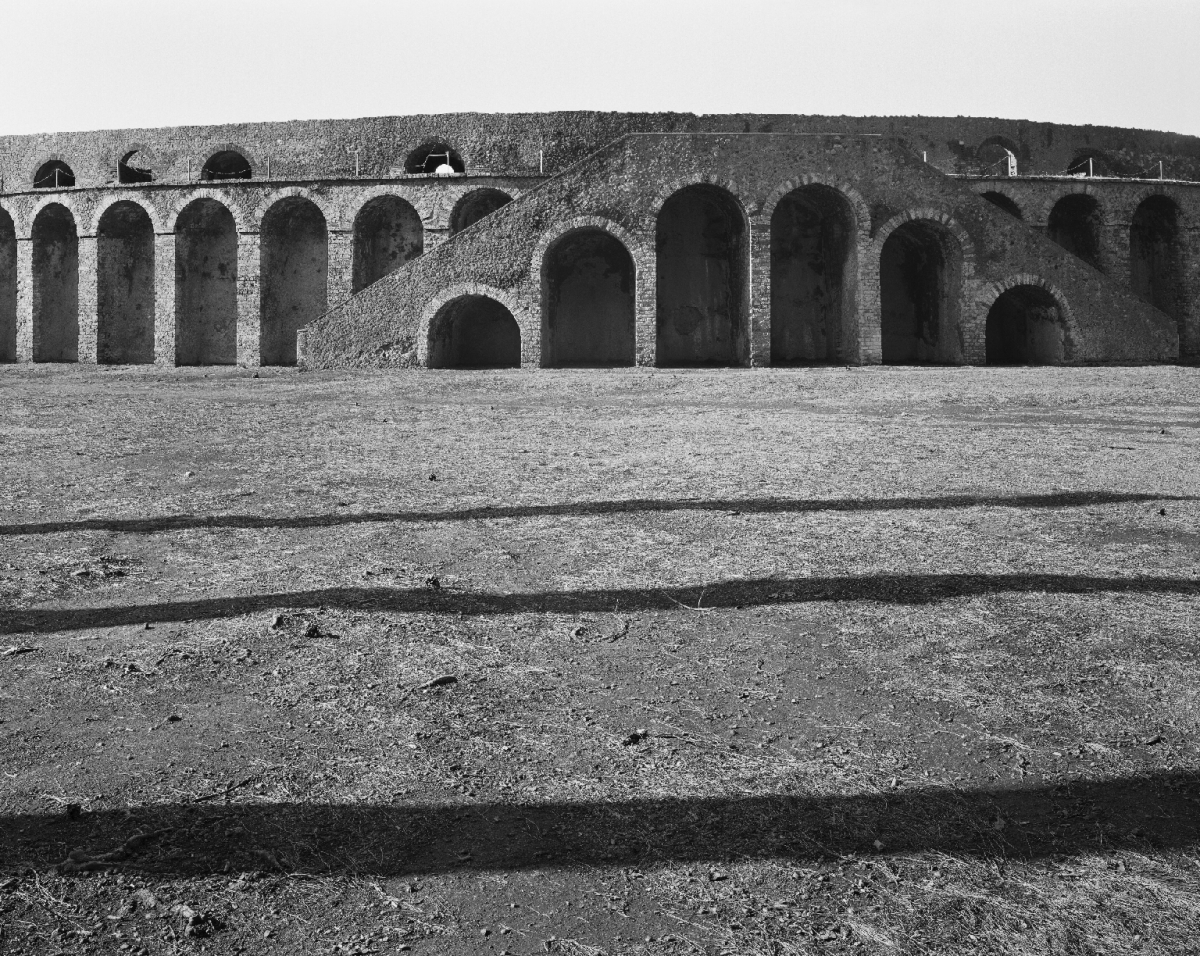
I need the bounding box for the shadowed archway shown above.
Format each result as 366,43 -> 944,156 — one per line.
880,220 -> 964,364
428,295 -> 520,368
32,203 -> 79,362
542,228 -> 635,367
981,192 -> 1022,219
1048,195 -> 1104,271
175,199 -> 238,366
351,196 -> 422,293
986,285 -> 1068,365
450,188 -> 512,235
97,201 -> 155,364
0,209 -> 15,362
261,198 -> 328,366
1130,196 -> 1185,341
656,184 -> 748,367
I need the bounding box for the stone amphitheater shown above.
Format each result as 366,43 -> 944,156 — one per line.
0,111 -> 1196,370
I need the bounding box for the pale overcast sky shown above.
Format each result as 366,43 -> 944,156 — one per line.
3,0 -> 1197,137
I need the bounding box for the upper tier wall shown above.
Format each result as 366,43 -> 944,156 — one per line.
2,112 -> 1200,190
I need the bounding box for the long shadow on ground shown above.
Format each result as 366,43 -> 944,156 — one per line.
4,771 -> 1197,878
0,491 -> 1185,537
4,573 -> 1198,635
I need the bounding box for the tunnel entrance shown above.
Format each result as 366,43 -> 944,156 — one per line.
542,228 -> 635,367
981,192 -> 1022,219
428,295 -> 520,368
985,286 -> 1067,365
351,196 -> 422,293
450,189 -> 513,235
1130,196 -> 1185,335
0,210 -> 15,362
97,201 -> 155,364
261,198 -> 328,366
175,199 -> 238,365
1048,195 -> 1104,270
201,151 -> 252,181
32,204 -> 79,362
405,143 -> 465,175
770,184 -> 856,364
880,220 -> 963,364
34,161 -> 75,189
656,184 -> 747,367
118,151 -> 154,184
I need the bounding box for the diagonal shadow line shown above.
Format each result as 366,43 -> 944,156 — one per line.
4,573 -> 1198,635
0,491 -> 1188,538
4,771 -> 1199,877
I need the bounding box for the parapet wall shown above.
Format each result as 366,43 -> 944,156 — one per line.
2,112 -> 1199,190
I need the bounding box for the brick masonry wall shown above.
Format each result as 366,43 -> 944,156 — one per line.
302,134 -> 1179,369
1,112 -> 1199,192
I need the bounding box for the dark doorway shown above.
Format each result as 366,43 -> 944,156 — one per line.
351,197 -> 422,293
405,143 -> 465,175
118,151 -> 154,184
981,192 -> 1022,219
655,184 -> 747,367
770,185 -> 856,364
34,161 -> 75,189
97,201 -> 156,364
450,189 -> 513,235
201,151 -> 252,181
1130,196 -> 1185,336
880,220 -> 963,364
175,199 -> 238,365
0,210 -> 15,362
261,198 -> 328,366
986,286 -> 1067,365
1048,195 -> 1104,270
428,296 -> 520,368
542,228 -> 635,367
32,203 -> 79,362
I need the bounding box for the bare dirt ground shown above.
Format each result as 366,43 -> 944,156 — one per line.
1,364 -> 1199,956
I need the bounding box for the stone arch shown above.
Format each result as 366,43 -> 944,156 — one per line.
1047,193 -> 1106,271
0,207 -> 15,362
87,194 -> 165,236
1130,194 -> 1186,336
30,154 -> 76,189
199,145 -> 255,181
405,141 -> 465,175
650,173 -> 752,221
981,275 -> 1076,365
97,201 -> 156,364
351,195 -> 423,293
31,203 -> 79,362
1034,186 -> 1109,228
449,188 -> 513,235
175,197 -> 239,365
978,190 -> 1023,220
426,293 -> 521,368
252,186 -> 336,230
762,175 -> 872,237
976,136 -> 1021,175
540,225 -> 637,367
769,182 -> 861,364
1066,149 -> 1118,177
260,196 -> 328,366
169,189 -> 253,234
655,182 -> 750,367
877,215 -> 967,364
26,194 -> 86,240
419,282 -> 529,366
118,145 -> 155,184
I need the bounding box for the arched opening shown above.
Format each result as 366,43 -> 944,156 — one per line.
655,184 -> 748,367
770,184 -> 857,364
405,143 -> 465,176
34,161 -> 75,189
1130,196 -> 1185,334
351,196 -> 423,293
450,188 -> 513,235
118,150 -> 153,184
542,228 -> 635,367
976,139 -> 1019,176
981,192 -> 1022,219
260,198 -> 328,366
97,202 -> 155,364
880,220 -> 964,364
32,204 -> 79,362
1048,195 -> 1104,271
0,210 -> 15,362
428,295 -> 520,368
175,199 -> 238,365
1066,151 -> 1116,177
986,285 -> 1067,365
201,150 -> 252,181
